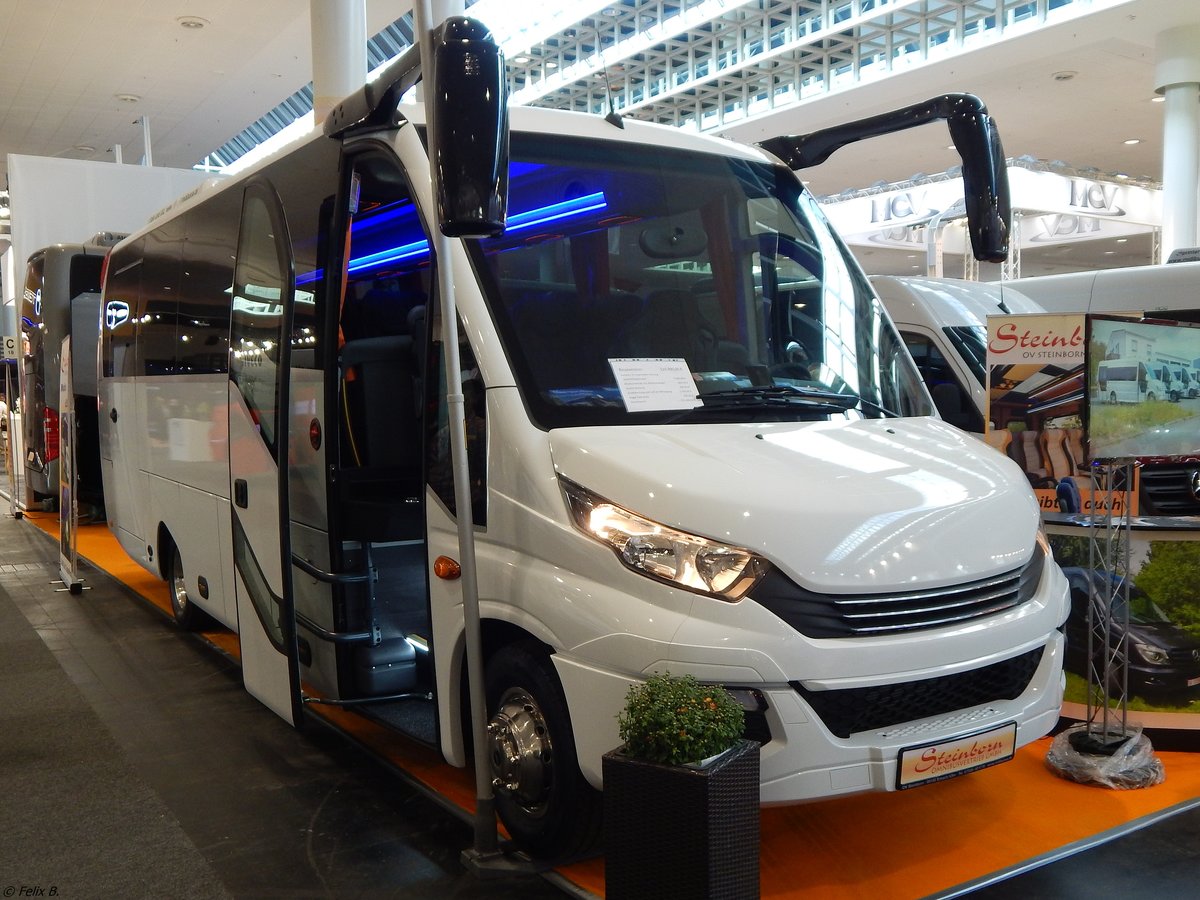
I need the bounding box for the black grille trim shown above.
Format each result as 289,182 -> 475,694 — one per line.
793,647 -> 1045,739
752,543 -> 1045,638
1137,463 -> 1200,516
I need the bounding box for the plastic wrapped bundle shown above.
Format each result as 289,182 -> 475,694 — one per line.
1045,725 -> 1165,790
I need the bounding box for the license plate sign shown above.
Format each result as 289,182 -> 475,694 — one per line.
896,722 -> 1017,789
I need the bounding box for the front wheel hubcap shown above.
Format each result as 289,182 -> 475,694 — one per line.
487,688 -> 553,814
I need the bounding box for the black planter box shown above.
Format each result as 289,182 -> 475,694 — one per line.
602,739 -> 760,900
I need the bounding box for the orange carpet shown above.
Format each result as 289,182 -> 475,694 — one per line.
24,512 -> 1200,899
24,512 -> 241,656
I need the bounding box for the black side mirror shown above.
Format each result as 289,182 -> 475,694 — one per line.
431,17 -> 509,237
759,94 -> 1011,263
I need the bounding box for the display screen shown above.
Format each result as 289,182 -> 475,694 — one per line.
1086,315 -> 1200,462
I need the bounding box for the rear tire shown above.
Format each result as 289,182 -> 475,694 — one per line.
168,544 -> 211,630
484,642 -> 602,860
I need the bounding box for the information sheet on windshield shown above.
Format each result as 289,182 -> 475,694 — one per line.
609,358 -> 702,412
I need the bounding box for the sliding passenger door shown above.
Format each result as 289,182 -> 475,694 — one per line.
228,182 -> 302,725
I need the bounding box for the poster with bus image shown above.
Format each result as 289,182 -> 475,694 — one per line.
985,311 -> 1200,732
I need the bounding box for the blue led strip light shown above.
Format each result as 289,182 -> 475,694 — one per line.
296,190 -> 610,285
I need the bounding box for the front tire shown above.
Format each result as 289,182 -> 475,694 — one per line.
484,642 -> 602,860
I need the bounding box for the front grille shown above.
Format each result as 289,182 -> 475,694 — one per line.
1137,463 -> 1200,516
793,647 -> 1045,739
1166,647 -> 1200,666
752,544 -> 1045,638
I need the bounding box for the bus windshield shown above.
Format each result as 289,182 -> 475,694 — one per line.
469,133 -> 930,428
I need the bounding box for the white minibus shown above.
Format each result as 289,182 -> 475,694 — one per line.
1152,359 -> 1193,401
1096,358 -> 1168,405
97,26 -> 1067,858
870,275 -> 1046,433
1012,259 -> 1200,318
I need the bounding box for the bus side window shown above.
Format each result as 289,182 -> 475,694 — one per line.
178,193 -> 240,376
425,302 -> 486,527
338,154 -> 431,343
901,331 -> 983,432
139,220 -> 185,377
336,153 -> 431,474
102,243 -> 143,379
231,187 -> 290,458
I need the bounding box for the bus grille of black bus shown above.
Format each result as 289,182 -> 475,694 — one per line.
1136,463 -> 1200,516
751,543 -> 1045,638
792,647 -> 1045,739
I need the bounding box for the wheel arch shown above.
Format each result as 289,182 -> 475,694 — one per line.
155,521 -> 176,581
451,618 -> 554,760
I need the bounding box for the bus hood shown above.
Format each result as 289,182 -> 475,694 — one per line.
549,417 -> 1040,592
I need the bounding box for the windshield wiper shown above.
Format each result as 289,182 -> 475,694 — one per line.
655,385 -> 851,424
852,396 -> 903,418
705,385 -> 906,419
701,384 -> 858,410
656,385 -> 904,423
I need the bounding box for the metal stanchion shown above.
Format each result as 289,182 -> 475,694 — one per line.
1046,460 -> 1163,788
1075,460 -> 1133,753
3,361 -> 21,519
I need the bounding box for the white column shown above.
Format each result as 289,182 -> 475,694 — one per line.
1154,25 -> 1200,259
310,0 -> 367,123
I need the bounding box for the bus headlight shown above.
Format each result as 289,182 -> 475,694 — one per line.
560,478 -> 769,601
1036,525 -> 1051,559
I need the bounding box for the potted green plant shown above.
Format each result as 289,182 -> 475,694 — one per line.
602,672 -> 760,900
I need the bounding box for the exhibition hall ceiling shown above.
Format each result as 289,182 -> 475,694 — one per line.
0,0 -> 1197,277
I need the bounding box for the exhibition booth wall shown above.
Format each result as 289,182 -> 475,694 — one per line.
986,311 -> 1200,735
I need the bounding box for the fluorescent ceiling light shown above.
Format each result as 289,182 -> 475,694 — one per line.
508,0 -> 759,106
468,0 -> 614,54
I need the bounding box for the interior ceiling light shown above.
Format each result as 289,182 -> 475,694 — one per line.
74,145 -> 95,153
1052,70 -> 1077,81
177,16 -> 209,29
1123,138 -> 1141,145
115,93 -> 140,103
1152,95 -> 1166,102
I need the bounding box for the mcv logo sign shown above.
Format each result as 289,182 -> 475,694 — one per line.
105,300 -> 130,330
1069,179 -> 1126,217
870,191 -> 939,224
1029,214 -> 1103,243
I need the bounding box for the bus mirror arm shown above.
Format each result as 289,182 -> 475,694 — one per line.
323,44 -> 422,137
323,17 -> 511,240
758,93 -> 1011,263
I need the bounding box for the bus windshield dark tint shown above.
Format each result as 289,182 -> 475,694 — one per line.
467,133 -> 929,428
